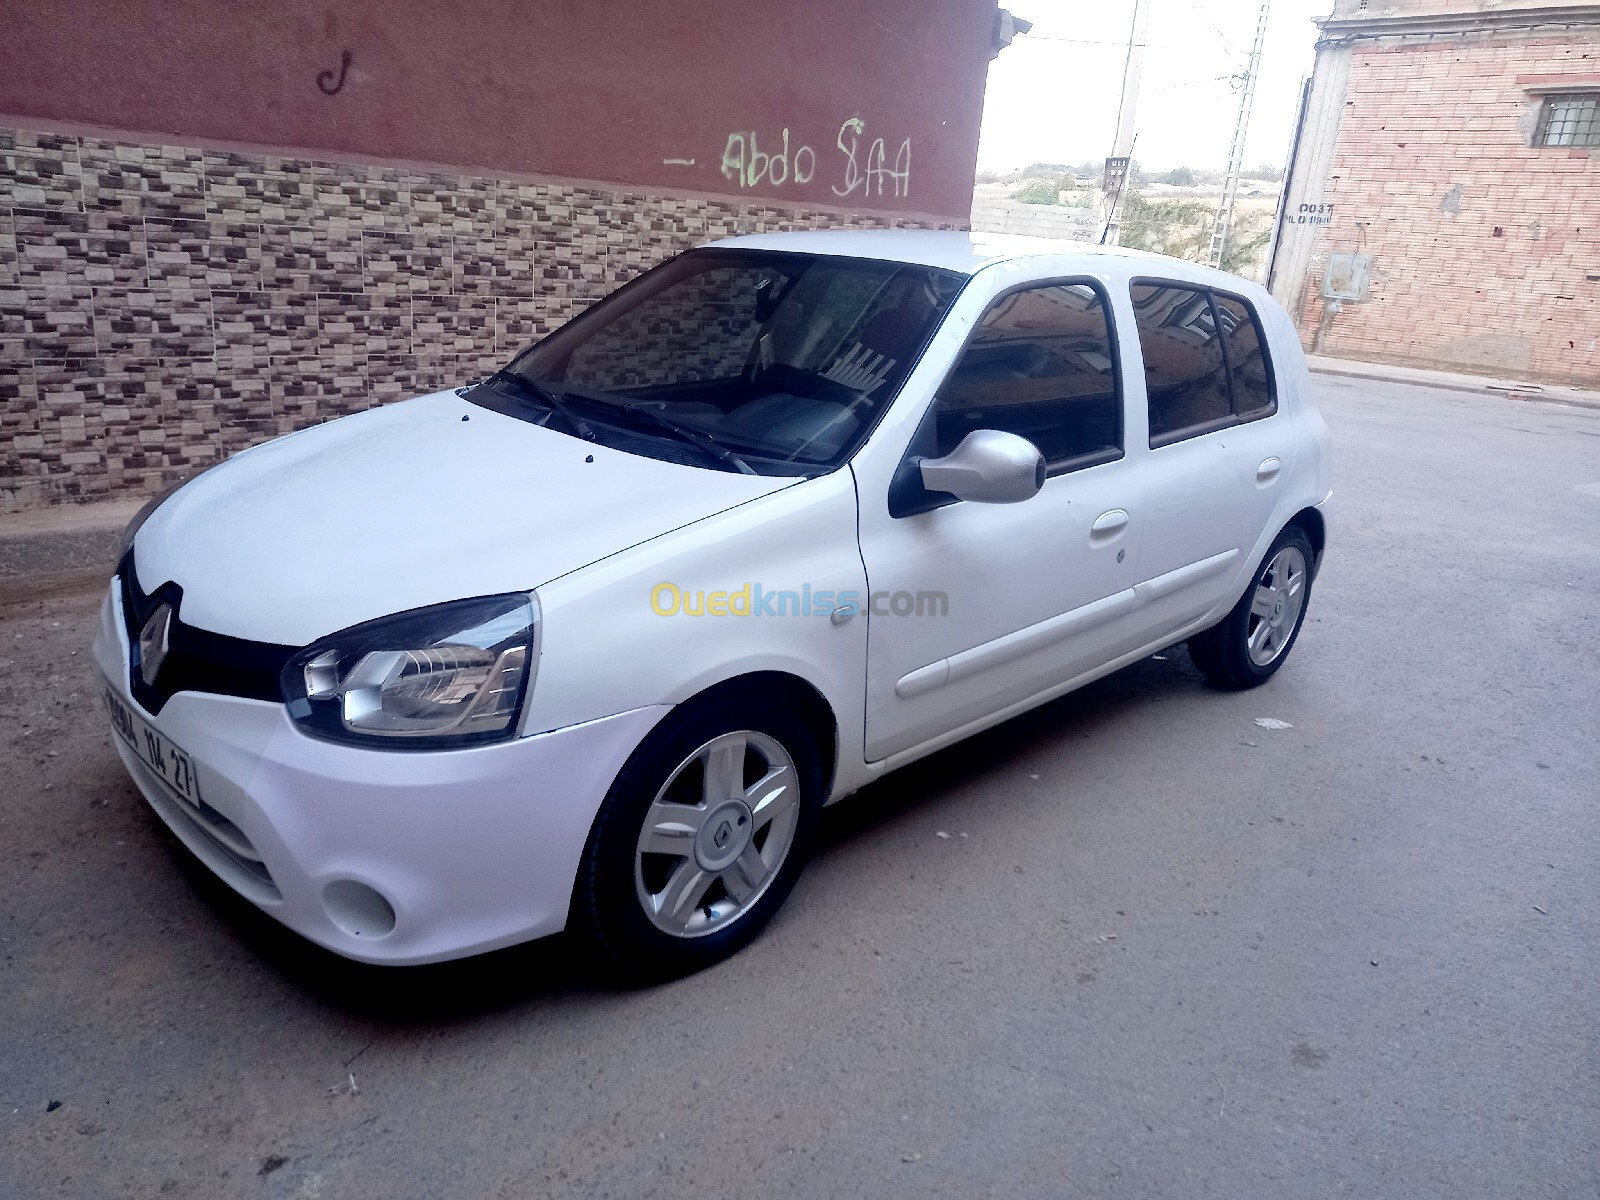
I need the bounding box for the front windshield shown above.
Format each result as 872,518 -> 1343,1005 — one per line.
471,249 -> 966,475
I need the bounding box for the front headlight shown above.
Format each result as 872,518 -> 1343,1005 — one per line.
282,593 -> 539,748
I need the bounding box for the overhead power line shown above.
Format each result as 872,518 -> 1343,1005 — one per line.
1007,33 -> 1148,47
1149,73 -> 1237,93
1192,0 -> 1244,58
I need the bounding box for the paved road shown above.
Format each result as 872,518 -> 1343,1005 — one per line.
2,378 -> 1596,1199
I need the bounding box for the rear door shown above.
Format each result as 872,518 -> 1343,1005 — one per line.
1127,280 -> 1297,635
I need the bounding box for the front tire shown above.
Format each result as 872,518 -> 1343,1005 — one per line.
1188,525 -> 1316,690
572,689 -> 824,981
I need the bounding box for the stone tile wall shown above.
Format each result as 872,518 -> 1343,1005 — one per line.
1,125 -> 959,511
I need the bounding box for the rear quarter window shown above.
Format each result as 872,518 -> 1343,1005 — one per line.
1213,293 -> 1276,420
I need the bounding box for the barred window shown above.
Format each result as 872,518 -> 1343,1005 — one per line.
1534,93 -> 1600,148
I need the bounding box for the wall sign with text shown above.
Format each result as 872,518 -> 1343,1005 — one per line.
1287,202 -> 1335,226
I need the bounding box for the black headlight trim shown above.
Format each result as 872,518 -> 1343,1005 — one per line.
119,554 -> 537,748
280,592 -> 538,752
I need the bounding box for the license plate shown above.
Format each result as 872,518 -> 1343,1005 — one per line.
103,682 -> 204,808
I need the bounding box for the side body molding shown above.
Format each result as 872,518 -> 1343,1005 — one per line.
893,549 -> 1240,699
1131,547 -> 1240,604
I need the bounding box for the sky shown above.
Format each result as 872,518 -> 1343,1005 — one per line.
976,0 -> 1330,174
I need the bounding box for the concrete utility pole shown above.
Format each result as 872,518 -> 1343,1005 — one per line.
1208,0 -> 1271,269
1101,0 -> 1151,245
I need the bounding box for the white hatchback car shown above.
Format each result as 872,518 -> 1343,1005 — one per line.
96,231 -> 1330,977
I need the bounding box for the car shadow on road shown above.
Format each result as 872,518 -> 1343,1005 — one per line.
157,650 -> 1209,1024
160,838 -> 613,1023
816,648 -> 1208,854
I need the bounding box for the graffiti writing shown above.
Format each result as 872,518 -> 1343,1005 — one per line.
721,129 -> 817,190
317,49 -> 352,96
706,118 -> 912,200
831,118 -> 911,200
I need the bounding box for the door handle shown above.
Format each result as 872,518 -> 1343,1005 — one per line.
1256,457 -> 1282,485
1090,509 -> 1129,542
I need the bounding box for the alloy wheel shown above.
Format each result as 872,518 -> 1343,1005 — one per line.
1246,545 -> 1308,667
633,730 -> 801,938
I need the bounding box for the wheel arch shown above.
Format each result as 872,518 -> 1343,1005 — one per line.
570,667 -> 838,977
670,670 -> 840,797
1219,506 -> 1325,630
1285,505 -> 1326,574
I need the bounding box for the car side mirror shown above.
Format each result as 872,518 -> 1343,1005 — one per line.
918,430 -> 1046,504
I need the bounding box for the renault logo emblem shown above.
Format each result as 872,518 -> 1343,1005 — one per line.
139,604 -> 173,687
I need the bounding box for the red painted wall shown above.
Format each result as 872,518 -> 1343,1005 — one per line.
0,0 -> 994,221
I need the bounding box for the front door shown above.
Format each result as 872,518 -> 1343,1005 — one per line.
856,278 -> 1144,762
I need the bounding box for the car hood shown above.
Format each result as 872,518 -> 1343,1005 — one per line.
131,390 -> 796,645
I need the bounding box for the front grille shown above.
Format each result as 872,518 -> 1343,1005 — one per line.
119,551 -> 297,715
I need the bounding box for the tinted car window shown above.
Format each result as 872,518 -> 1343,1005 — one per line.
1213,293 -> 1275,419
934,282 -> 1121,471
1131,282 -> 1231,444
566,263 -> 784,390
474,249 -> 966,475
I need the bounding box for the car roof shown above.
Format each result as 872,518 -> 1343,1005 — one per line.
704,228 -> 1215,280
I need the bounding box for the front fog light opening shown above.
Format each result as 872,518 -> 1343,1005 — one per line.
323,879 -> 397,939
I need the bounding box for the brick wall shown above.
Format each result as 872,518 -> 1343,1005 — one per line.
0,125 -> 960,513
1284,28 -> 1599,385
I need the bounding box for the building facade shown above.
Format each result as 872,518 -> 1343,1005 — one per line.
1269,0 -> 1599,385
0,1 -> 1000,511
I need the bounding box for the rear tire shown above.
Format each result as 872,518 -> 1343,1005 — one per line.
572,689 -> 824,982
1188,525 -> 1316,690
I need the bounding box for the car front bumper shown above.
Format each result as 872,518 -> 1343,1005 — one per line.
92,582 -> 667,964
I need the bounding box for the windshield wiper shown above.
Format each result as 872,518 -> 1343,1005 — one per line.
583,397 -> 756,475
486,370 -> 600,443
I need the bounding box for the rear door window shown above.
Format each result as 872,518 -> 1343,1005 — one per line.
1132,282 -> 1277,444
1130,282 -> 1231,445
